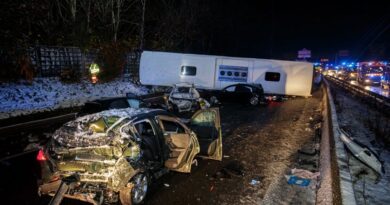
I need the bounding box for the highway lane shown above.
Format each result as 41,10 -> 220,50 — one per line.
347,80 -> 389,98
0,87 -> 323,205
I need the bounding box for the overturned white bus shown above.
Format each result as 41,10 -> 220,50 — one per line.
140,51 -> 314,97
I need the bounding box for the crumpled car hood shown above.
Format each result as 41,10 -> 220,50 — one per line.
53,108 -> 156,147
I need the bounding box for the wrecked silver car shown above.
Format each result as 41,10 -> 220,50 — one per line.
168,83 -> 210,113
37,108 -> 222,205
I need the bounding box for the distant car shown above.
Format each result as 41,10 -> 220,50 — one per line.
78,93 -> 166,116
37,108 -> 222,205
168,83 -> 210,113
336,69 -> 349,80
381,70 -> 390,90
348,70 -> 358,80
324,69 -> 337,77
211,83 -> 266,106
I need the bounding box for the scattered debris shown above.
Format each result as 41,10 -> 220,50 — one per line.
211,161 -> 244,181
339,129 -> 384,175
285,168 -> 320,188
249,176 -> 262,186
298,149 -> 317,156
314,123 -> 321,129
298,159 -> 318,169
249,179 -> 260,186
192,159 -> 198,166
291,168 -> 320,180
222,161 -> 244,177
285,175 -> 311,187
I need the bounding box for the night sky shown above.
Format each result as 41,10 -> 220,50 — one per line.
0,0 -> 388,62
205,0 -> 390,61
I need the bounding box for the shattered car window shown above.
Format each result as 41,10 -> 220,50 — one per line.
53,115 -> 127,147
192,111 -> 216,126
89,116 -> 120,133
127,99 -> 141,108
177,87 -> 190,93
160,119 -> 186,134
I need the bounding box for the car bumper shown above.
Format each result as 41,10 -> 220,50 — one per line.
39,180 -> 120,205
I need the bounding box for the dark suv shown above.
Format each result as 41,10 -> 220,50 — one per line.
210,83 -> 266,106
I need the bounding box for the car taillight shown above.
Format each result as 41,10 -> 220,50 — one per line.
37,149 -> 47,161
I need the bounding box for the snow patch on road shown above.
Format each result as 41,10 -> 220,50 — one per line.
0,78 -> 148,119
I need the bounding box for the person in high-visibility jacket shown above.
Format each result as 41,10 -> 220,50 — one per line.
89,63 -> 100,84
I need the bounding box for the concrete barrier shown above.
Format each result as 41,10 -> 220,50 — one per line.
317,80 -> 357,205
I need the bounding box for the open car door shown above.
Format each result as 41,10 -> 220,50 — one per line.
190,108 -> 222,161
157,115 -> 200,173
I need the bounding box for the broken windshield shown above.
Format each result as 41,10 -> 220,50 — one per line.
53,115 -> 130,147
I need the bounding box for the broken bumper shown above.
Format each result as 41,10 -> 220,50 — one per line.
38,180 -> 121,205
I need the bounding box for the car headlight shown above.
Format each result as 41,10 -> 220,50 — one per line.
365,79 -> 371,82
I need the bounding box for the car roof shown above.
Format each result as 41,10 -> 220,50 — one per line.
225,83 -> 260,88
174,82 -> 194,87
75,107 -> 170,123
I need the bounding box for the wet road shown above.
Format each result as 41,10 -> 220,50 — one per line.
349,80 -> 390,98
0,87 -> 323,205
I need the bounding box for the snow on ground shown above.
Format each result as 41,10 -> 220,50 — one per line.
0,78 -> 148,119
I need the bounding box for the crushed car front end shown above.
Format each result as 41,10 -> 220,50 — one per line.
38,145 -> 139,204
37,110 -> 144,204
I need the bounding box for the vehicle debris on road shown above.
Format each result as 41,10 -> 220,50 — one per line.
249,179 -> 260,186
291,168 -> 320,180
285,175 -> 311,187
339,129 -> 384,176
249,176 -> 262,186
285,168 -> 320,188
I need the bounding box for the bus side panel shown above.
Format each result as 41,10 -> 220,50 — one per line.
140,51 -> 182,86
252,60 -> 313,96
215,58 -> 254,89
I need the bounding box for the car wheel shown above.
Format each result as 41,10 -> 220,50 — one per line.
131,173 -> 149,204
249,95 -> 259,106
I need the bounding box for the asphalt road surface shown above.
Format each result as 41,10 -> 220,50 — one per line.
0,86 -> 323,205
349,80 -> 389,98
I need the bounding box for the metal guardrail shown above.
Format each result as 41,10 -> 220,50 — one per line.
0,113 -> 77,136
325,75 -> 390,116
0,94 -> 165,137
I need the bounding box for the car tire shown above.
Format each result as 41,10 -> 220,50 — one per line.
249,95 -> 259,106
131,173 -> 149,205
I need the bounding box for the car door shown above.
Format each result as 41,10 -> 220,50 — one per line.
220,85 -> 236,102
189,108 -> 222,161
234,85 -> 253,103
156,115 -> 200,173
